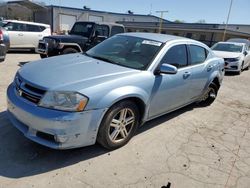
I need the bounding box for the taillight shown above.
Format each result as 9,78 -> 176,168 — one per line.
0,30 -> 3,41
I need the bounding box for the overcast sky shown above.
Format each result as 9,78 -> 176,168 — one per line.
4,0 -> 250,24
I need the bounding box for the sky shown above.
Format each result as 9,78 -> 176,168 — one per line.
4,0 -> 250,24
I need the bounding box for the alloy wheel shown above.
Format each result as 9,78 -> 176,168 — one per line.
108,108 -> 135,143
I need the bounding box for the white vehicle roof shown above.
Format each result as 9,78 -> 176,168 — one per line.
4,20 -> 50,28
215,41 -> 245,46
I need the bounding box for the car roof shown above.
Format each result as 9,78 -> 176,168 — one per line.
216,41 -> 245,46
227,38 -> 250,46
4,20 -> 50,27
117,32 -> 192,43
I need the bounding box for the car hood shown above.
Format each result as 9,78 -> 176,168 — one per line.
18,54 -> 139,91
44,35 -> 88,43
212,50 -> 241,58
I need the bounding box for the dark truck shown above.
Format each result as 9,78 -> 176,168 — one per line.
36,21 -> 125,58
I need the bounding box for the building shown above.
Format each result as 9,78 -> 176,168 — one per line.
1,0 -> 250,46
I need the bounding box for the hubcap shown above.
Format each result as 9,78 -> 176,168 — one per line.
202,87 -> 216,101
108,108 -> 135,143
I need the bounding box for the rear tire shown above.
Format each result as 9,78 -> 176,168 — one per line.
97,100 -> 140,150
62,47 -> 79,54
199,83 -> 218,107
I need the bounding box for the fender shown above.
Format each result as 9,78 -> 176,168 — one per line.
59,43 -> 83,52
96,86 -> 149,108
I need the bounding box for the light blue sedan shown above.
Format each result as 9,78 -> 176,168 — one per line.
7,33 -> 224,150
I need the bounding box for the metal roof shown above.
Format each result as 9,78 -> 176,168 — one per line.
7,0 -> 47,11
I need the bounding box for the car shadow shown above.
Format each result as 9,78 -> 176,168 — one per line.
225,72 -> 239,76
7,50 -> 36,54
0,103 -> 196,179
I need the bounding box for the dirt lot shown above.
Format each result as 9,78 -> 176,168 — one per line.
0,52 -> 250,188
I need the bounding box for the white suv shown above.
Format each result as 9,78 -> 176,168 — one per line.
3,20 -> 51,50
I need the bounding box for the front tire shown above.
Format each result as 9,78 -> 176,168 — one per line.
199,83 -> 218,106
97,101 -> 140,150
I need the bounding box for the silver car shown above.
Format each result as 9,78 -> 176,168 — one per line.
7,33 -> 224,150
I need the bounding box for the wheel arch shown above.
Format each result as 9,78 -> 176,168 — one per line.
61,43 -> 83,52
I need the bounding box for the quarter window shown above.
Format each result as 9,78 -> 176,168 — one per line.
189,45 -> 208,65
111,26 -> 124,36
161,45 -> 188,68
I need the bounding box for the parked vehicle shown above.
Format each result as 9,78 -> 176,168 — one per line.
36,21 -> 125,58
2,20 -> 51,50
0,27 -> 10,62
7,33 -> 224,150
227,38 -> 250,48
212,42 -> 250,74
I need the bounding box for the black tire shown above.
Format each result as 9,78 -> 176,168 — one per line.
97,100 -> 140,150
40,54 -> 47,59
62,47 -> 79,54
199,83 -> 218,107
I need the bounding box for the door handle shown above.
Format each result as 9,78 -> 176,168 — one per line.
18,33 -> 24,36
207,65 -> 213,72
183,71 -> 191,79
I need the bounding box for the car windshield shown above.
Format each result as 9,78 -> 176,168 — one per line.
70,22 -> 94,38
86,35 -> 163,70
212,43 -> 243,53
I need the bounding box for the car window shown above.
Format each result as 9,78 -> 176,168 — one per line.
86,35 -> 163,70
111,26 -> 124,36
161,44 -> 188,68
211,43 -> 243,53
189,45 -> 208,65
95,25 -> 109,37
26,24 -> 41,32
4,22 -> 26,31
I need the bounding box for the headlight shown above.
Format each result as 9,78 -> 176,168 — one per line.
39,91 -> 88,112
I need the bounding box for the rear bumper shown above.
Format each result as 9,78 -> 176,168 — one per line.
7,83 -> 107,149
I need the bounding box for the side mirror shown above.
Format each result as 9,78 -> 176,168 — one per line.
158,63 -> 178,74
244,51 -> 248,56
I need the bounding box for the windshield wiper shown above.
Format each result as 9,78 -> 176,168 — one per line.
84,53 -> 118,65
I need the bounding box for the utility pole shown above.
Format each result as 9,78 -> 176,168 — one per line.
222,0 -> 233,41
156,10 -> 168,33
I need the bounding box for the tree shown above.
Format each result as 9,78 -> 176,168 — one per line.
196,19 -> 206,23
174,19 -> 185,23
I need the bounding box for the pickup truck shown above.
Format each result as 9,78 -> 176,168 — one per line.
36,21 -> 125,58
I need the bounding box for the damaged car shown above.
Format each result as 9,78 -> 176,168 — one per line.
7,33 -> 224,150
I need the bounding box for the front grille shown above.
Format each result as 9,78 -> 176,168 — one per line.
15,75 -> 46,104
38,42 -> 46,50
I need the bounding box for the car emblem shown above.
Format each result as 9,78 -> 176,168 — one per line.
18,89 -> 23,96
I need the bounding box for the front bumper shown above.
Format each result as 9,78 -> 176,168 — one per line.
35,41 -> 48,55
7,83 -> 107,149
224,61 -> 241,72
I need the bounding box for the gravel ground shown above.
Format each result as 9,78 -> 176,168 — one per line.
0,52 -> 250,188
